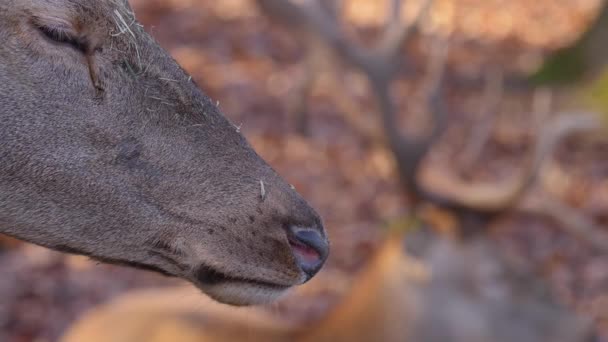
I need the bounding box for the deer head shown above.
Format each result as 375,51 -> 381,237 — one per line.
0,0 -> 329,306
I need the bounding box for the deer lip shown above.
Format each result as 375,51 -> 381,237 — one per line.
194,265 -> 290,291
288,237 -> 322,263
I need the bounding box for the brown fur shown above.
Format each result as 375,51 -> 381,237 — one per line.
0,0 -> 327,305
62,236 -> 592,342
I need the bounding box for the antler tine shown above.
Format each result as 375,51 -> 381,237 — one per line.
379,0 -> 435,64
254,0 -> 363,65
254,0 -> 310,28
318,0 -> 344,21
423,35 -> 451,142
505,114 -> 600,209
459,67 -> 504,173
421,113 -> 602,213
257,0 -> 421,82
524,193 -> 608,253
371,34 -> 451,199
386,0 -> 404,31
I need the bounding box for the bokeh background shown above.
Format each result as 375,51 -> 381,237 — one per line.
1,0 -> 607,341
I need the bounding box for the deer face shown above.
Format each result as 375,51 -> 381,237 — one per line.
0,0 -> 328,305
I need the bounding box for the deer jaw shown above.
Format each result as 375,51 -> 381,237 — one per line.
0,0 -> 329,306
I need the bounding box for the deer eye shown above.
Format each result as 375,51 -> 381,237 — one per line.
35,24 -> 89,54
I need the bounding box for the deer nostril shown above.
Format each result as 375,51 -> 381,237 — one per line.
287,227 -> 329,282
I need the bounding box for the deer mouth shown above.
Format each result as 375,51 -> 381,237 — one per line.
193,265 -> 292,305
195,264 -> 289,289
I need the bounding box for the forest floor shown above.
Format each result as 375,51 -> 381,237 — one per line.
1,1 -> 607,341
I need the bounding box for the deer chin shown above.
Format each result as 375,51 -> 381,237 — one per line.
197,280 -> 291,306
192,265 -> 295,306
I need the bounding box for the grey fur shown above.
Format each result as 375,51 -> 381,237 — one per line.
0,0 -> 326,305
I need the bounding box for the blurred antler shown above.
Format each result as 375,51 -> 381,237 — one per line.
421,113 -> 602,212
256,0 -> 429,79
523,192 -> 608,253
257,0 -> 442,196
255,1 -> 606,243
458,67 -> 504,176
